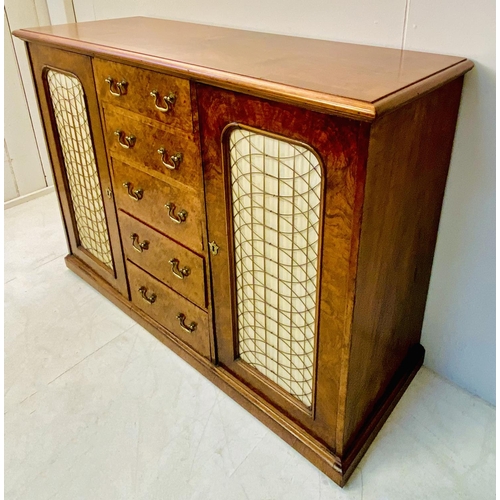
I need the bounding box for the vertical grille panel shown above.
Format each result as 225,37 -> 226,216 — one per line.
229,127 -> 322,407
46,69 -> 113,269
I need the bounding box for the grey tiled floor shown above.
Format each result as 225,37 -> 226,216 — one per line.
4,193 -> 496,499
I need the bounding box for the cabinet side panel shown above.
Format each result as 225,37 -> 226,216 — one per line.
343,77 -> 465,453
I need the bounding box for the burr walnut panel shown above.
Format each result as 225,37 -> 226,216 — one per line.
198,83 -> 370,447
27,43 -> 129,297
110,159 -> 206,254
103,106 -> 203,190
93,58 -> 193,132
127,260 -> 210,358
118,211 -> 207,309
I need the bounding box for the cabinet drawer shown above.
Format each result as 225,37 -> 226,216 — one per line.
111,160 -> 205,253
127,261 -> 210,358
103,106 -> 203,190
93,58 -> 193,132
119,211 -> 207,308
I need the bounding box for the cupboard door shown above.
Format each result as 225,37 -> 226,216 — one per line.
197,84 -> 368,449
29,44 -> 128,297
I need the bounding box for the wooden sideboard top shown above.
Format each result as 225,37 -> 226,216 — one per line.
14,16 -> 473,121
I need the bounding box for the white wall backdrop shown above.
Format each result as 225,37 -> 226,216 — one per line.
9,0 -> 496,404
405,0 -> 495,406
4,0 -> 54,204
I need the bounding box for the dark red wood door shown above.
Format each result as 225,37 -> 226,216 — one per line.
29,43 -> 128,297
197,83 -> 369,450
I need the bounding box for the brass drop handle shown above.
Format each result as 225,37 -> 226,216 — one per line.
105,76 -> 128,96
138,286 -> 156,304
165,202 -> 187,224
169,258 -> 190,279
157,148 -> 182,170
122,182 -> 143,201
150,90 -> 176,112
114,130 -> 136,149
130,233 -> 149,253
176,313 -> 197,333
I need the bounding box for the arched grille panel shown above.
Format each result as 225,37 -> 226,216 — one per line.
46,69 -> 113,269
229,127 -> 322,407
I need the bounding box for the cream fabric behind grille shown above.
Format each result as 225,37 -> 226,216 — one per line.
229,128 -> 322,407
46,70 -> 113,269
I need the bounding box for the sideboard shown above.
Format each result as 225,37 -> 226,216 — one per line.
14,17 -> 473,486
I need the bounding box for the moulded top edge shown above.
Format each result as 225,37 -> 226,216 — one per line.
13,17 -> 473,121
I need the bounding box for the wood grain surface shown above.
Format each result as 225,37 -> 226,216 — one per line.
14,17 -> 473,120
93,57 -> 193,132
110,159 -> 206,254
28,43 -> 129,297
340,77 -> 465,456
118,211 -> 207,309
198,83 -> 371,450
127,260 -> 210,358
102,105 -> 203,190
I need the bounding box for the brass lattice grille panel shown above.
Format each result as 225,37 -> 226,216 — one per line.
46,69 -> 113,269
229,127 -> 322,407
